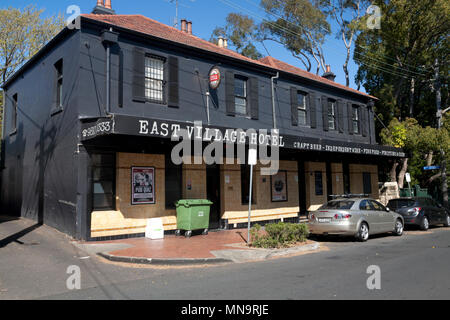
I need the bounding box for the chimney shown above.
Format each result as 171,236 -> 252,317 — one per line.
223,38 -> 228,48
217,37 -> 224,48
92,0 -> 116,14
181,19 -> 187,33
322,65 -> 336,82
187,21 -> 192,35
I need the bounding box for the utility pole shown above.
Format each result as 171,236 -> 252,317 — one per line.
435,58 -> 448,208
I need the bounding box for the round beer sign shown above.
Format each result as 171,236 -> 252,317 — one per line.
209,67 -> 221,90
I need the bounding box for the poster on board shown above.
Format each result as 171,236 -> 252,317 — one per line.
132,167 -> 155,205
271,171 -> 288,202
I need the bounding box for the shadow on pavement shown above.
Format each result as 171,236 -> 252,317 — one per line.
0,222 -> 42,248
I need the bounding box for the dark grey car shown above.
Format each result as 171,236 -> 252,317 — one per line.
387,197 -> 450,230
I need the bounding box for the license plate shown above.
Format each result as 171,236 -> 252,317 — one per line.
318,218 -> 331,223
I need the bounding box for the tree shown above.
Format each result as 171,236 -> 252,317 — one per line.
381,117 -> 449,193
354,0 -> 449,135
321,0 -> 371,86
0,5 -> 64,85
210,14 -> 263,60
259,0 -> 330,74
210,1 -> 330,74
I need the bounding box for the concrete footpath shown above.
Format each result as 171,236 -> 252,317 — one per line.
74,229 -> 320,266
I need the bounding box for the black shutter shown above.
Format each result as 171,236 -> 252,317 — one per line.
361,105 -> 368,137
225,71 -> 235,116
132,47 -> 146,102
291,87 -> 298,126
168,56 -> 179,108
338,99 -> 344,133
118,49 -> 124,108
309,92 -> 316,128
249,77 -> 259,119
347,102 -> 353,135
322,96 -> 329,131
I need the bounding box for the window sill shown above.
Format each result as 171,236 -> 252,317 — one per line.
9,129 -> 17,137
51,107 -> 63,117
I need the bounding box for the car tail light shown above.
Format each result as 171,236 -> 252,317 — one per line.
407,207 -> 421,216
334,213 -> 352,219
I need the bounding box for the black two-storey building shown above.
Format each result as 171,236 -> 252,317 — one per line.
0,2 -> 404,240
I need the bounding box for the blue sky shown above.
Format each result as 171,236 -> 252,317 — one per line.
6,0 -> 364,92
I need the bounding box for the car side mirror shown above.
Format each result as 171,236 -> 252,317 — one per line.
386,207 -> 390,212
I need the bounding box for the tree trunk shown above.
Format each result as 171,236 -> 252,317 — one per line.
389,161 -> 399,182
409,77 -> 415,117
426,151 -> 433,166
343,46 -> 351,87
397,158 -> 409,189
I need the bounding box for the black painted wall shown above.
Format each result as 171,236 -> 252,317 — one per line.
0,16 -> 378,240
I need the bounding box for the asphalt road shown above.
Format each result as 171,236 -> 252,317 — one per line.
0,215 -> 449,300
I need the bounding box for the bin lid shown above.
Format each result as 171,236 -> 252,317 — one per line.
175,199 -> 213,207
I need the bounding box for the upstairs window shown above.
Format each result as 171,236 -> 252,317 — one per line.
55,59 -> 63,108
352,105 -> 360,134
144,55 -> 165,103
328,100 -> 336,130
234,76 -> 248,116
297,91 -> 307,126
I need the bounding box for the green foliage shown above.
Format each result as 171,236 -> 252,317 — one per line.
354,0 -> 449,133
381,117 -> 449,187
0,5 -> 64,84
210,13 -> 262,60
250,222 -> 309,248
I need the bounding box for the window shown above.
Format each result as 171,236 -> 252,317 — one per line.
55,59 -> 63,108
359,200 -> 373,211
320,200 -> 355,210
370,200 -> 386,211
92,153 -> 116,211
241,165 -> 255,204
352,105 -> 359,134
297,92 -> 307,126
314,171 -> 323,196
234,76 -> 247,116
12,93 -> 18,133
165,156 -> 182,209
328,100 -> 336,130
145,55 -> 165,102
363,172 -> 372,195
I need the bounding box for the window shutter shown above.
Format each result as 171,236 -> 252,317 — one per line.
168,56 -> 179,108
361,105 -> 368,137
309,92 -> 316,128
225,71 -> 235,116
322,96 -> 329,131
249,77 -> 259,119
338,99 -> 344,133
118,49 -> 124,108
132,47 -> 146,102
291,87 -> 298,126
347,102 -> 353,135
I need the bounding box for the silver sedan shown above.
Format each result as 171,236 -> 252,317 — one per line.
308,198 -> 405,242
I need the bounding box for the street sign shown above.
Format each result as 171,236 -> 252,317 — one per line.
423,166 -> 440,170
405,173 -> 411,183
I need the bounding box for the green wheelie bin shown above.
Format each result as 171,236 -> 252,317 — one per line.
175,199 -> 213,238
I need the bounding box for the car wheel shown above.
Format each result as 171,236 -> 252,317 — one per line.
444,214 -> 450,227
185,230 -> 192,238
420,216 -> 429,231
356,222 -> 369,242
394,219 -> 404,236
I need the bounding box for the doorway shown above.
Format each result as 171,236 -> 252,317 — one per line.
206,165 -> 221,229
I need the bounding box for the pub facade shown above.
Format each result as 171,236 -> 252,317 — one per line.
0,3 -> 404,240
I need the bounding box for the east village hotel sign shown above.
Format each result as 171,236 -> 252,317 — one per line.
80,115 -> 406,158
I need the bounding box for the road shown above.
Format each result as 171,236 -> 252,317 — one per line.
0,215 -> 449,300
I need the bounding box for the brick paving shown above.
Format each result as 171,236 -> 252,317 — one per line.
96,229 -> 252,259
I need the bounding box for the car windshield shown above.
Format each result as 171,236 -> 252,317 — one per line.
319,200 -> 355,210
388,199 -> 415,209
